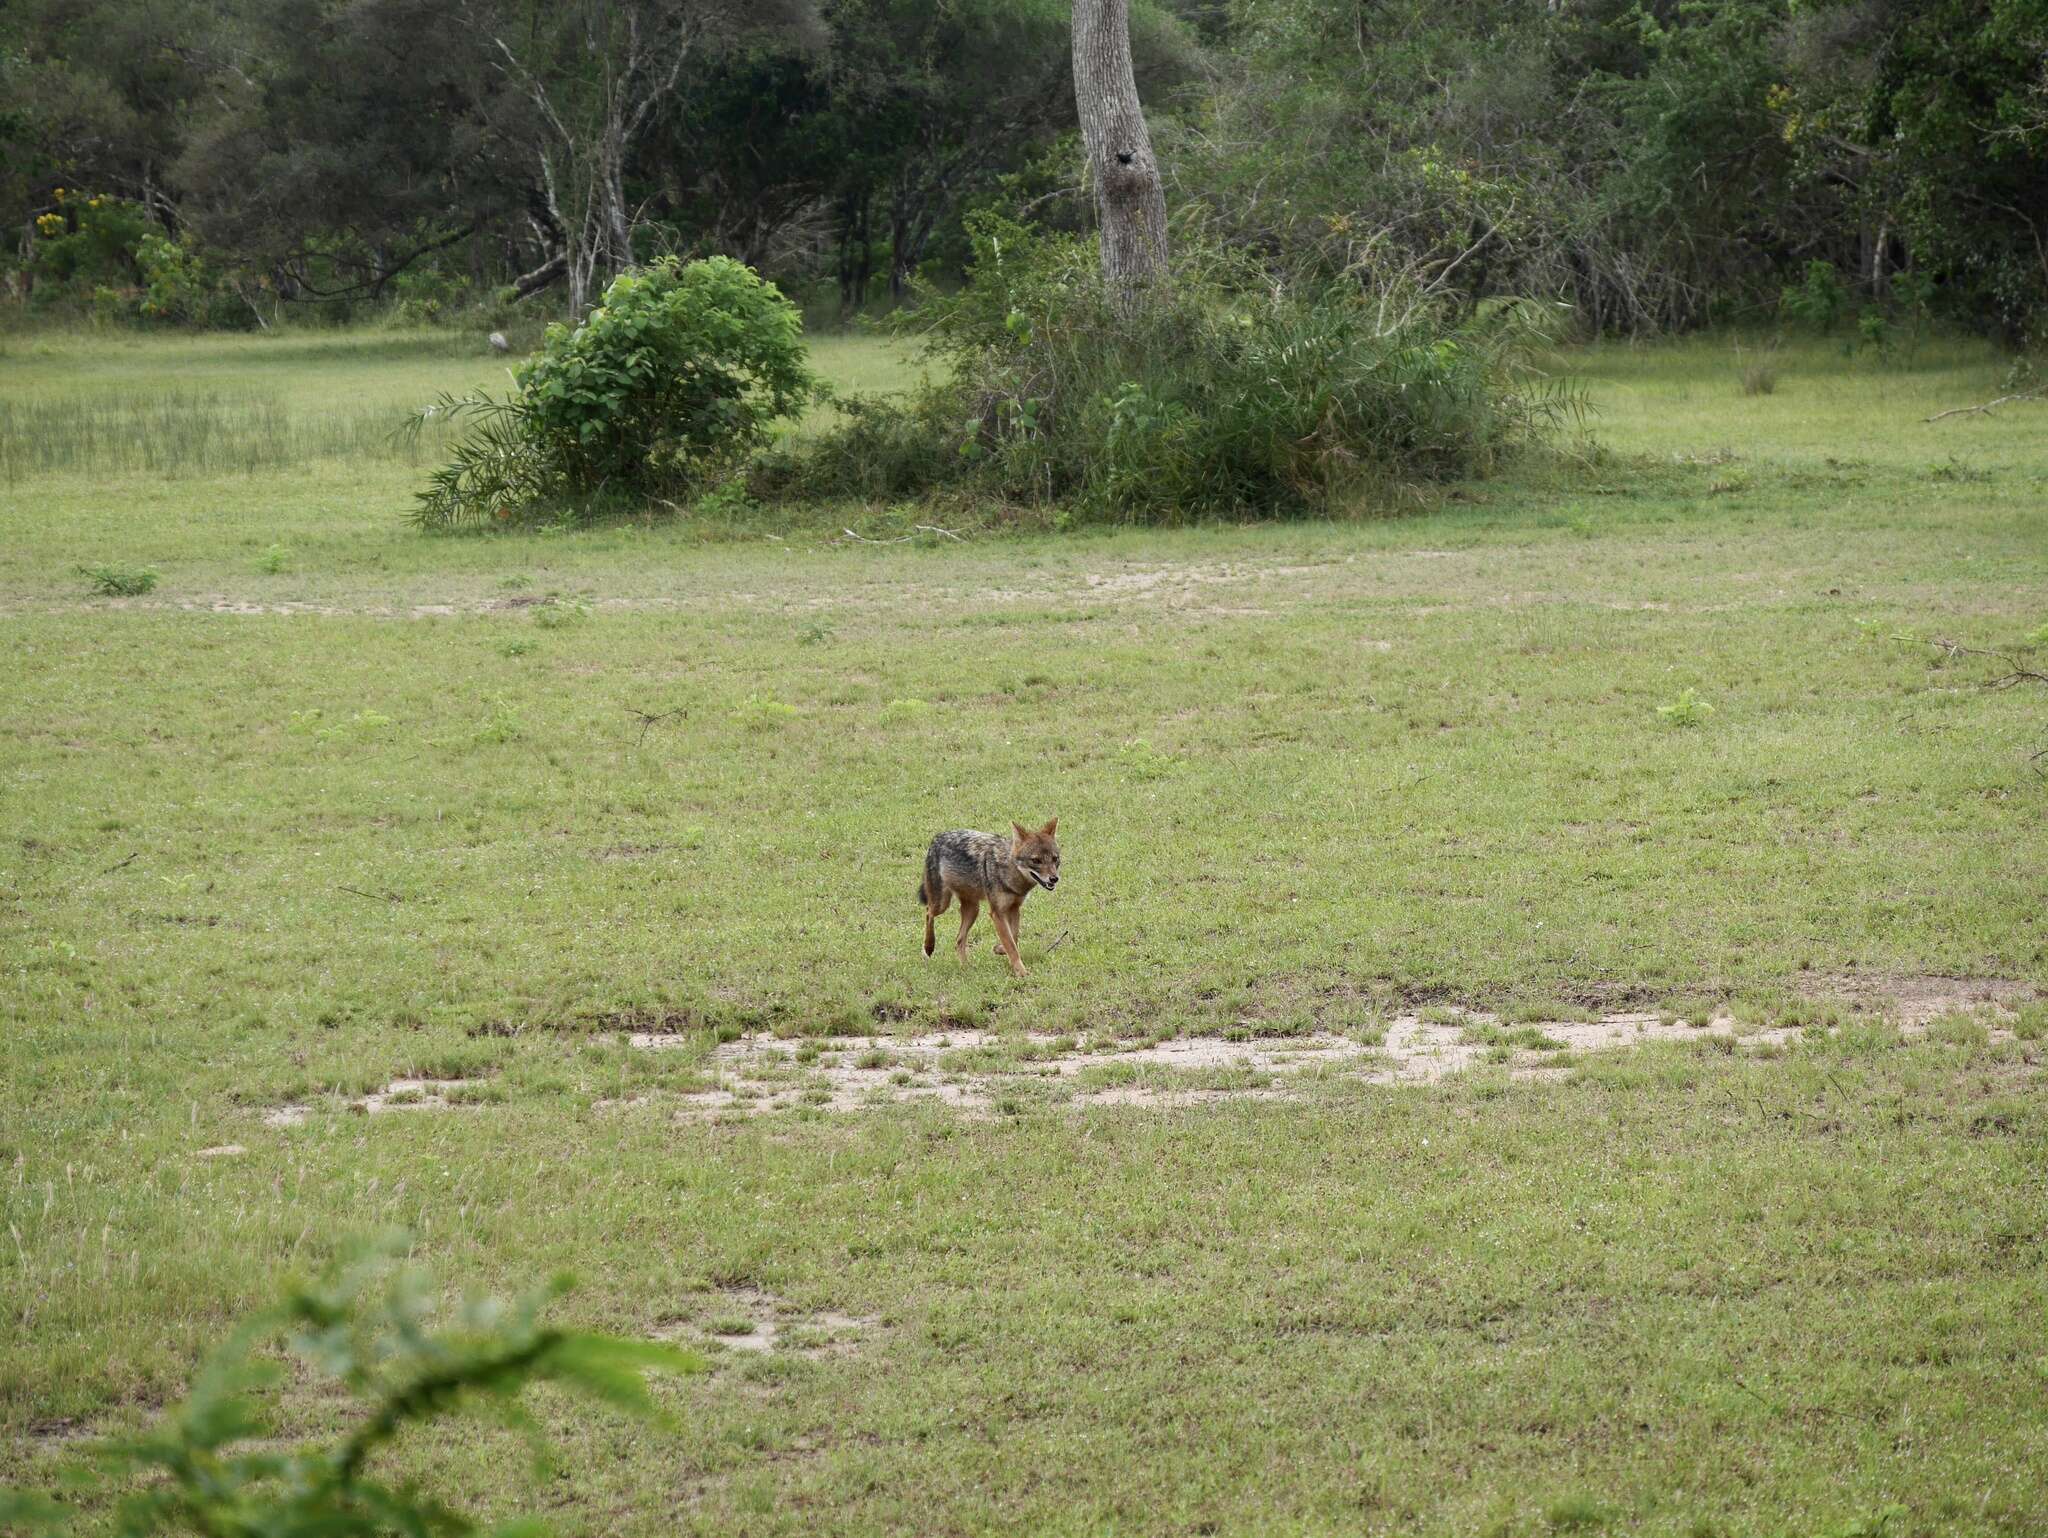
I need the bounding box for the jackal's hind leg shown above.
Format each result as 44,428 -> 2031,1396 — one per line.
954,896 -> 980,964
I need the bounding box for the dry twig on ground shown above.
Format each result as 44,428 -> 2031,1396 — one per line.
1924,389 -> 2045,423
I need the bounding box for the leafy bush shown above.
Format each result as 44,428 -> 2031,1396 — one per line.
388,267 -> 471,326
0,1244 -> 696,1537
1780,261 -> 1851,333
771,215 -> 1574,523
409,256 -> 819,529
26,190 -> 150,301
21,190 -> 256,327
759,391 -> 960,504
136,233 -> 248,327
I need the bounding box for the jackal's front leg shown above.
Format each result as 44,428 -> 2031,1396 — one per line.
990,906 -> 1027,978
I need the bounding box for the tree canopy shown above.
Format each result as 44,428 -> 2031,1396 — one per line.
5,0 -> 2044,342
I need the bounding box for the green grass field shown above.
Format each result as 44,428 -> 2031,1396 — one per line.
2,322 -> 2045,1535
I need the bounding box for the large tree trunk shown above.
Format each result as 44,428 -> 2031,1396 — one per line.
1071,0 -> 1167,310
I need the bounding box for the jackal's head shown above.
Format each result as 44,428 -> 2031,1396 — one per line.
1009,818 -> 1061,891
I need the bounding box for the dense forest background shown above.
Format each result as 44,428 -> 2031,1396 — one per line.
4,0 -> 2045,342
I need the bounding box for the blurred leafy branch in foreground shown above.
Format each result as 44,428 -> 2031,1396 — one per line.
2,1237 -> 700,1537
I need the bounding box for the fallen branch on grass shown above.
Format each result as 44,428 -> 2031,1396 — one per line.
99,850 -> 141,876
336,885 -> 404,904
1906,636 -> 2048,690
840,525 -> 966,545
1895,634 -> 2048,775
1924,389 -> 2045,423
625,705 -> 687,746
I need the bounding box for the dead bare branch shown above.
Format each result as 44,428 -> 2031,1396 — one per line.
1924,389 -> 2045,423
840,525 -> 966,545
1910,636 -> 2048,690
625,705 -> 687,746
1897,634 -> 2048,777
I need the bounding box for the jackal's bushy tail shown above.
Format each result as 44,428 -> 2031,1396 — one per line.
919,844 -> 942,956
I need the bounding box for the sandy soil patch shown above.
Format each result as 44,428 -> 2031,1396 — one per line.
658,1287 -> 879,1360
1796,972 -> 2032,1023
633,1016 -> 1686,1118
341,1077 -> 482,1114
21,1417 -> 98,1449
1076,560 -> 1336,605
634,978 -> 2030,1119
259,1077 -> 486,1126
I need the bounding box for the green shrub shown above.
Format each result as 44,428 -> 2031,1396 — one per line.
778,214 -> 1573,523
24,189 -> 253,327
1780,261 -> 1851,333
388,266 -> 471,326
752,390 -> 958,503
0,1244 -> 696,1537
410,256 -> 819,529
27,190 -> 149,305
136,234 -> 244,326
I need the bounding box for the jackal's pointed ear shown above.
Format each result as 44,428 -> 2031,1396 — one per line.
1040,817 -> 1057,837
1011,821 -> 1030,844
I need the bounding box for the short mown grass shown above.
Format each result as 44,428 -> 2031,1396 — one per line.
0,325 -> 2043,1535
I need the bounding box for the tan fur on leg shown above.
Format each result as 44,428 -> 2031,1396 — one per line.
990,904 -> 1026,978
954,897 -> 980,964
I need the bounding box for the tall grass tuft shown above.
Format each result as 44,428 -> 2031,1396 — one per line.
0,388 -> 438,484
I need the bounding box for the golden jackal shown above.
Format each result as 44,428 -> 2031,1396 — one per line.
918,819 -> 1060,977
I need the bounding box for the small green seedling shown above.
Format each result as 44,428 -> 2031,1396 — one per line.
79,562 -> 159,596
1657,687 -> 1714,727
732,694 -> 798,730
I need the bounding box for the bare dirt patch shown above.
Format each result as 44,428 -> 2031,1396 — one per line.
350,1077 -> 477,1114
259,1077 -> 492,1126
657,1287 -> 879,1361
21,1417 -> 98,1449
1075,559 -> 1338,607
1795,972 -> 2033,1024
633,981 -> 2032,1118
